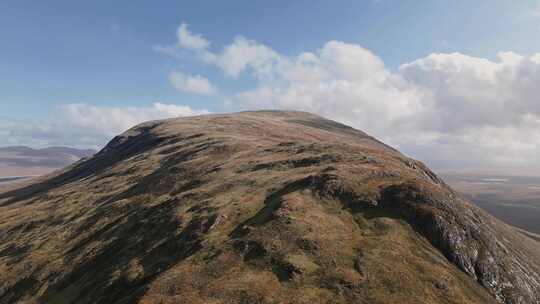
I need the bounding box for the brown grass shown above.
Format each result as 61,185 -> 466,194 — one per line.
1,111 -> 535,303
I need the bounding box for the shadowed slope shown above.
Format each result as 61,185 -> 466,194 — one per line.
1,111 -> 539,304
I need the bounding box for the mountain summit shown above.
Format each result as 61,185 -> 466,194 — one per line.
1,111 -> 539,304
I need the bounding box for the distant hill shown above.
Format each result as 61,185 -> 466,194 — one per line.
0,111 -> 539,303
0,146 -> 96,179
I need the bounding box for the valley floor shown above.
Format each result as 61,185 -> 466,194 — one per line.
442,174 -> 540,234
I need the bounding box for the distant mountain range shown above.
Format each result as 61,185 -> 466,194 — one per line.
0,146 -> 96,179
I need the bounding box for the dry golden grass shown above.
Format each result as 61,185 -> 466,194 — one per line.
0,111 -> 537,303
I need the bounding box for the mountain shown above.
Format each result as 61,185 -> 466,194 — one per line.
0,111 -> 539,304
0,146 -> 96,179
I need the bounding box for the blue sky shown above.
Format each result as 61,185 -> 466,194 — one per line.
2,0 -> 540,173
2,0 -> 538,116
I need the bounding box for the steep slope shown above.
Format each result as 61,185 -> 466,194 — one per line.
1,111 -> 539,304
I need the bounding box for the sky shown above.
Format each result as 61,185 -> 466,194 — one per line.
2,0 -> 540,175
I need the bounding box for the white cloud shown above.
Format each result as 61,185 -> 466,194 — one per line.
157,22 -> 540,174
395,51 -> 540,173
234,40 -> 424,138
202,36 -> 283,78
169,71 -> 216,95
399,52 -> 540,130
153,22 -> 210,57
159,24 -> 283,79
177,22 -> 210,50
0,103 -> 209,149
61,102 -> 208,135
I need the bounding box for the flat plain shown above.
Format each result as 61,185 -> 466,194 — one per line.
442,174 -> 540,234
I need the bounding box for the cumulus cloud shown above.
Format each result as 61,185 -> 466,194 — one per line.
233,40 -> 425,139
399,52 -> 539,130
153,22 -> 211,58
169,71 -> 216,95
157,22 -> 540,174
61,102 -> 209,135
396,52 -> 540,172
177,22 -> 210,50
202,36 -> 283,78
1,103 -> 208,149
159,23 -> 283,79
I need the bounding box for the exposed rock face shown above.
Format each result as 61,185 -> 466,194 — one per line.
0,111 -> 539,304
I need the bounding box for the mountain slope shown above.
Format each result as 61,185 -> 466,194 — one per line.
0,111 -> 539,304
